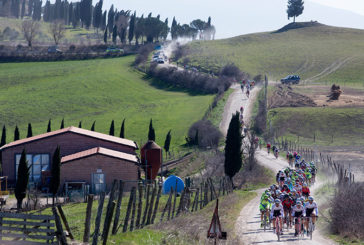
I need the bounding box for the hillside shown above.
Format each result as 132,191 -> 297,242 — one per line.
0,56 -> 214,150
182,22 -> 364,86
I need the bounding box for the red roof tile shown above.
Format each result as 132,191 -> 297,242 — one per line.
0,126 -> 138,150
61,147 -> 139,164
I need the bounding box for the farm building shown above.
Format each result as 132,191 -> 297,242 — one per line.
0,126 -> 140,193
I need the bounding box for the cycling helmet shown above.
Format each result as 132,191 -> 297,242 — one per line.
287,178 -> 291,182
275,199 -> 280,203
296,201 -> 302,205
308,196 -> 314,201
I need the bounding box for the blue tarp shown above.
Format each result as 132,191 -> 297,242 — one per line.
163,175 -> 184,194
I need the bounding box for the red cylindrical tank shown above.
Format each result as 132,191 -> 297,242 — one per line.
140,140 -> 162,180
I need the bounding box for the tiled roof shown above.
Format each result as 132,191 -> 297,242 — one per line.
61,147 -> 139,164
0,126 -> 138,150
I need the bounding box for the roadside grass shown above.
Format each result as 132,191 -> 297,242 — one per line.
0,55 -> 214,151
182,23 -> 364,86
208,88 -> 234,128
267,107 -> 364,146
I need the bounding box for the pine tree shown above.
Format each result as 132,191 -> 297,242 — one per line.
91,121 -> 96,131
103,27 -> 108,44
224,112 -> 242,183
21,0 -> 25,19
93,0 -> 103,29
128,11 -> 136,44
78,121 -> 82,128
109,120 -> 114,136
287,0 -> 304,23
50,146 -> 61,205
148,119 -> 155,141
1,125 -> 6,147
112,25 -> 117,44
163,130 -> 171,156
47,119 -> 51,132
43,0 -> 51,22
60,118 -> 64,129
68,3 -> 74,26
14,125 -> 20,141
15,149 -> 30,210
120,119 -> 125,138
101,10 -> 107,30
27,123 -> 32,138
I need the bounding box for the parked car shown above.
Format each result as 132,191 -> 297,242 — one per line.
47,46 -> 62,54
281,75 -> 300,84
157,58 -> 165,64
106,47 -> 124,53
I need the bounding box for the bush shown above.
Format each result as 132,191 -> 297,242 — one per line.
148,64 -> 233,94
330,183 -> 364,240
69,45 -> 76,51
187,120 -> 221,148
135,44 -> 154,65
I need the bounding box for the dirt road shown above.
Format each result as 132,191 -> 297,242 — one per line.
235,150 -> 336,244
220,84 -> 261,136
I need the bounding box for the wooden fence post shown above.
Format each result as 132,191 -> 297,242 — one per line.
146,183 -> 157,225
171,180 -> 178,218
123,187 -> 136,232
57,205 -> 74,240
176,189 -> 185,216
161,187 -> 173,222
141,184 -> 150,226
151,183 -> 162,224
92,192 -> 105,245
130,189 -> 137,231
112,180 -> 124,235
83,194 -> 94,243
136,183 -> 143,229
102,180 -> 118,239
52,207 -> 68,245
167,188 -> 173,220
102,201 -> 116,245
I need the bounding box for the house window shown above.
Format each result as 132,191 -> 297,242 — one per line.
15,154 -> 50,183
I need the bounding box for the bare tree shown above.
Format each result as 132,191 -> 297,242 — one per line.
21,20 -> 40,48
49,20 -> 66,45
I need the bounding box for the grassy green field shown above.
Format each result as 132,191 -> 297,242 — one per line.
0,55 -> 214,150
268,107 -> 364,146
182,23 -> 364,86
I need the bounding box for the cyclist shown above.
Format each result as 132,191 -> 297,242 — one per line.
267,143 -> 271,154
282,195 -> 294,228
302,183 -> 310,198
271,199 -> 284,235
292,201 -> 305,236
240,106 -> 244,114
259,195 -> 271,227
305,168 -> 312,185
288,152 -> 294,166
281,184 -> 290,194
274,147 -> 279,159
286,178 -> 293,191
278,171 -> 286,187
304,196 -> 318,236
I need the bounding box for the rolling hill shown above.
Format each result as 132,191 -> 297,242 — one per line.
182,22 -> 364,86
0,55 -> 214,150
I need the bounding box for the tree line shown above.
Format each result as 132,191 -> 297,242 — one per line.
1,0 -> 216,45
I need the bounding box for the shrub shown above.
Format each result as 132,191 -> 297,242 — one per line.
330,183 -> 364,240
135,44 -> 154,65
187,120 -> 221,148
69,45 -> 76,51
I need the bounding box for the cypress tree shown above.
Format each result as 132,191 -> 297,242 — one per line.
60,118 -> 64,129
287,0 -> 304,23
14,125 -> 20,141
107,4 -> 114,35
103,27 -> 108,44
120,119 -> 125,138
50,146 -> 61,205
78,121 -> 82,128
27,123 -> 33,138
224,112 -> 242,183
148,119 -> 155,141
128,12 -> 136,44
47,119 -> 51,132
163,130 -> 171,156
194,130 -> 199,146
109,120 -> 114,136
101,10 -> 107,30
91,121 -> 96,131
15,149 -> 30,210
1,125 -> 6,147
112,25 -> 117,44
21,0 -> 25,18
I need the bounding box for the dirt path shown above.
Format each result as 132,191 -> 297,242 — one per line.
220,84 -> 261,136
219,82 -> 336,244
234,151 -> 336,244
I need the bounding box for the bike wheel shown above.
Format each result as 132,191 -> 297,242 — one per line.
309,220 -> 313,240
